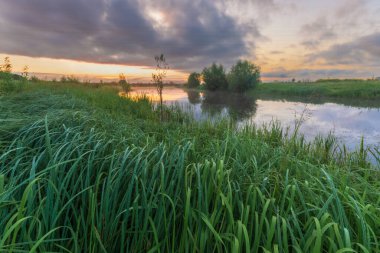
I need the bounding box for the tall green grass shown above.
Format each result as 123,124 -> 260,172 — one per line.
0,82 -> 379,252
256,80 -> 380,100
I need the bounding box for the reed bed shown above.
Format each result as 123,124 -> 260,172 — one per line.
0,82 -> 379,252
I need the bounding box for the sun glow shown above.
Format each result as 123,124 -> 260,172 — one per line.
1,54 -> 187,82
146,9 -> 172,34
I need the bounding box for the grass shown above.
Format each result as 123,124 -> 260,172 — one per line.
255,80 -> 380,99
0,80 -> 379,252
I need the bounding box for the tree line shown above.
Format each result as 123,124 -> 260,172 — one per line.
187,60 -> 261,92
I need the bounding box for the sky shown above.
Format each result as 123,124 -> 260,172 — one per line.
0,0 -> 379,82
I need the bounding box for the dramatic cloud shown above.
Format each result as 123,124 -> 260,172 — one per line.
0,0 -> 255,71
309,32 -> 380,66
1,0 -> 380,80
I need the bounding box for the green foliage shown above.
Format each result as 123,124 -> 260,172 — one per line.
1,56 -> 12,73
187,72 -> 201,88
21,65 -> 29,79
30,76 -> 40,82
118,73 -> 131,92
152,54 -> 169,120
316,78 -> 366,83
60,75 -> 80,83
256,80 -> 380,99
0,79 -> 24,93
228,60 -> 261,92
0,82 -> 379,252
0,61 -> 26,93
0,71 -> 13,80
202,63 -> 228,91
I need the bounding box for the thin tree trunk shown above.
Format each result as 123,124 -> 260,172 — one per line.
160,89 -> 163,121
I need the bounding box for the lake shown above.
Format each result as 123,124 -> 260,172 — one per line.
128,86 -> 380,150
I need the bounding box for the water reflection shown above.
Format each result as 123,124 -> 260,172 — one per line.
185,89 -> 201,104
201,91 -> 257,120
127,86 -> 380,150
184,89 -> 258,120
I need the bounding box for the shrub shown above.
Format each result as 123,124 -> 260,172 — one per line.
202,63 -> 228,91
119,73 -> 131,92
187,72 -> 201,88
61,75 -> 80,83
228,60 -> 260,92
30,76 -> 41,82
152,54 -> 169,120
0,78 -> 24,93
21,65 -> 29,79
1,56 -> 12,73
0,71 -> 13,81
0,57 -> 26,93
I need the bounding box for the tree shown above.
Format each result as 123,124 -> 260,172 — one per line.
152,54 -> 169,120
119,73 -> 131,92
227,60 -> 260,92
187,72 -> 201,88
202,63 -> 228,91
60,75 -> 80,83
30,76 -> 40,82
2,57 -> 12,73
22,65 -> 29,79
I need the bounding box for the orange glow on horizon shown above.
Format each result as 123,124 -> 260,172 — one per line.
0,54 -> 188,83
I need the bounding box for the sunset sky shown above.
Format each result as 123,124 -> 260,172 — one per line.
1,0 -> 380,82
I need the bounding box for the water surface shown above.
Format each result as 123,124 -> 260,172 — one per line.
129,86 -> 380,150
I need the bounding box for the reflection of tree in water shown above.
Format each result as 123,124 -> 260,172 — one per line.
186,90 -> 202,104
200,91 -> 258,120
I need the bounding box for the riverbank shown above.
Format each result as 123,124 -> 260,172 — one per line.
1,81 -> 379,252
254,80 -> 380,99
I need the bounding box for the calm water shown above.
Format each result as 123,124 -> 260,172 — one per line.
128,86 -> 380,150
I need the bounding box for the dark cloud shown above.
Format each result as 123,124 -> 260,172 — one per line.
308,32 -> 380,66
0,0 -> 253,71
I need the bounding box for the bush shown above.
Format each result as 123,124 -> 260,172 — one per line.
202,63 -> 228,91
60,75 -> 80,83
0,79 -> 24,93
119,73 -> 131,92
228,60 -> 260,92
30,76 -> 41,82
187,72 -> 201,88
0,71 -> 13,81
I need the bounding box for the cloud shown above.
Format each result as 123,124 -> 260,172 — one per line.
335,0 -> 367,21
0,0 -> 256,71
298,0 -> 379,51
308,32 -> 380,66
299,17 -> 336,49
269,50 -> 283,55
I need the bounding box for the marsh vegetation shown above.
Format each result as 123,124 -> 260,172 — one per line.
0,56 -> 380,252
0,79 -> 379,252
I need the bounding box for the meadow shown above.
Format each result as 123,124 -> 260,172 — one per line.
255,80 -> 380,99
0,80 -> 379,252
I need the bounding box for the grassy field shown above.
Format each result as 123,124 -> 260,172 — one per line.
0,80 -> 380,252
255,80 -> 380,99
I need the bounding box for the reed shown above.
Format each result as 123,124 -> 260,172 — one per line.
0,81 -> 379,252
